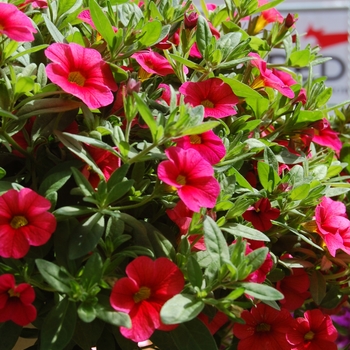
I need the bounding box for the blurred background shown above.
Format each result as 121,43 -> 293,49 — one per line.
193,0 -> 350,104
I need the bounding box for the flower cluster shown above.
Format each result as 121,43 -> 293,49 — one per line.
0,0 -> 349,349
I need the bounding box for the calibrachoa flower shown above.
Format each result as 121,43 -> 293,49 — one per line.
249,53 -> 296,98
276,255 -> 311,311
110,256 -> 184,342
0,274 -> 37,326
315,196 -> 350,257
0,188 -> 57,259
0,2 -> 37,42
175,130 -> 226,165
132,50 -> 176,77
286,309 -> 338,350
179,78 -> 239,118
312,118 -> 343,153
233,303 -> 295,350
253,0 -> 284,33
45,42 -> 118,109
157,147 -> 221,212
242,197 -> 280,232
81,144 -> 121,189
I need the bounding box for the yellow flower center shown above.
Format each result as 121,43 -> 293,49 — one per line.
250,76 -> 265,90
189,134 -> 202,144
138,67 -> 153,81
68,71 -> 86,86
254,16 -> 269,34
201,99 -> 214,108
10,215 -> 28,229
304,331 -> 315,341
176,174 -> 187,186
8,288 -> 20,298
256,323 -> 271,332
133,286 -> 151,303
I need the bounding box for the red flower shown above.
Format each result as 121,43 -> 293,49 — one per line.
110,256 -> 184,342
276,255 -> 310,311
249,53 -> 296,98
81,144 -> 121,189
0,3 -> 37,42
242,198 -> 280,232
198,310 -> 229,335
233,303 -> 295,350
175,130 -> 226,165
157,147 -> 221,212
0,274 -> 37,326
179,78 -> 239,119
45,43 -> 117,109
315,197 -> 350,257
286,309 -> 338,350
0,188 -> 57,259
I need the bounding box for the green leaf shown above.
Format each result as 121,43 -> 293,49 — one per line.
187,255 -> 203,289
245,247 -> 268,273
222,223 -> 269,241
35,259 -> 74,293
54,205 -> 95,217
0,322 -> 22,350
39,167 -> 72,197
95,304 -> 131,328
295,110 -> 323,125
105,179 -> 134,205
70,166 -> 96,196
107,164 -> 130,191
309,270 -> 326,305
229,167 -> 254,191
138,20 -> 163,47
180,121 -> 219,136
89,0 -> 116,51
17,98 -> 81,119
196,15 -> 213,57
78,302 -> 97,323
40,298 -> 77,350
42,14 -> 65,43
257,161 -> 280,192
133,93 -> 158,141
169,318 -> 218,350
161,294 -> 205,324
14,77 -> 34,96
288,49 -> 311,67
68,212 -> 105,259
289,183 -> 311,200
203,216 -> 230,267
81,253 -> 103,290
237,282 -> 284,300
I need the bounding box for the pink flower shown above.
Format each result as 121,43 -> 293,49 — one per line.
110,256 -> 184,342
179,78 -> 239,119
233,303 -> 295,350
315,197 -> 350,257
77,9 -> 118,32
158,147 -> 221,212
312,118 -> 342,153
0,3 -> 37,42
286,309 -> 338,350
132,50 -> 176,76
81,144 -> 121,189
0,274 -> 37,326
166,200 -> 206,250
249,53 -> 296,98
242,198 -> 280,232
276,255 -> 310,311
45,43 -> 117,109
20,0 -> 47,9
0,188 -> 57,259
175,130 -> 226,165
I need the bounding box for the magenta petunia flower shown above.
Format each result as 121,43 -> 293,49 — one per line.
157,147 -> 221,212
233,303 -> 295,350
179,78 -> 239,119
243,198 -> 280,232
286,309 -> 338,350
132,50 -> 176,76
315,196 -> 350,257
249,53 -> 296,98
0,274 -> 37,326
110,256 -> 184,342
0,188 -> 57,259
175,130 -> 226,165
312,118 -> 342,153
0,3 -> 37,42
45,43 -> 118,109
